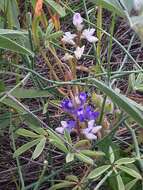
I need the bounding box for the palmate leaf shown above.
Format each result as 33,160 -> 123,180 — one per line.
87,165 -> 111,179
117,165 -> 142,179
16,128 -> 40,138
75,153 -> 94,165
13,138 -> 40,158
116,174 -> 125,190
115,158 -> 136,165
89,78 -> 143,127
32,137 -> 46,159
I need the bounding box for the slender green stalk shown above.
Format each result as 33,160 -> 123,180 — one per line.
125,122 -> 143,172
33,161 -> 48,190
94,170 -> 113,190
10,115 -> 25,190
107,13 -> 116,85
96,6 -> 102,59
98,95 -> 107,125
11,63 -> 143,84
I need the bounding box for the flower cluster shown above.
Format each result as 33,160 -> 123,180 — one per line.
62,13 -> 98,60
55,92 -> 102,140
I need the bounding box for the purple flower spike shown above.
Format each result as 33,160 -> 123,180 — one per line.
76,107 -> 85,122
55,120 -> 76,134
85,106 -> 99,120
79,92 -> 87,104
61,99 -> 74,113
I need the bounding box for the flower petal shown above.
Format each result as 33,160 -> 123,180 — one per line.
92,125 -> 102,134
88,120 -> 95,128
86,36 -> 98,43
61,121 -> 68,128
55,127 -> 64,134
74,46 -> 85,60
85,133 -> 97,140
73,13 -> 83,31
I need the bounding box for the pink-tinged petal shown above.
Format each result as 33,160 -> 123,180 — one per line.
74,46 -> 85,60
87,36 -> 98,43
62,32 -> 77,45
88,120 -> 95,128
82,29 -> 98,43
85,133 -> 97,140
82,128 -> 90,134
92,125 -> 102,134
89,28 -> 95,35
61,121 -> 68,128
73,13 -> 83,31
55,127 -> 64,134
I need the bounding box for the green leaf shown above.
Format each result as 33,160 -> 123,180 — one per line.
80,150 -> 105,159
65,175 -> 79,182
46,31 -> 63,40
48,130 -> 68,153
125,178 -> 138,190
93,0 -> 123,15
66,153 -> 74,163
109,146 -> 115,164
16,128 -> 41,138
0,29 -> 27,36
50,139 -> 68,153
90,78 -> 143,127
2,97 -> 26,113
117,165 -> 142,179
44,0 -> 66,17
0,80 -> 5,92
32,137 -> 46,159
0,34 -> 34,56
115,158 -> 136,165
49,181 -> 76,190
64,129 -> 72,144
28,123 -> 47,136
11,88 -> 52,98
0,0 -> 20,28
92,0 -> 133,16
87,165 -> 111,179
116,174 -> 125,190
13,138 -> 40,158
75,153 -> 94,165
74,140 -> 91,149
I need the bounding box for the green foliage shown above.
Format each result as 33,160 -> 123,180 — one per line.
44,0 -> 66,17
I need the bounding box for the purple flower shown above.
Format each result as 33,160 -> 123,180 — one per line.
82,120 -> 102,140
61,99 -> 74,113
79,92 -> 87,104
55,120 -> 76,134
76,107 -> 85,122
84,106 -> 99,120
73,13 -> 83,31
59,92 -> 101,140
